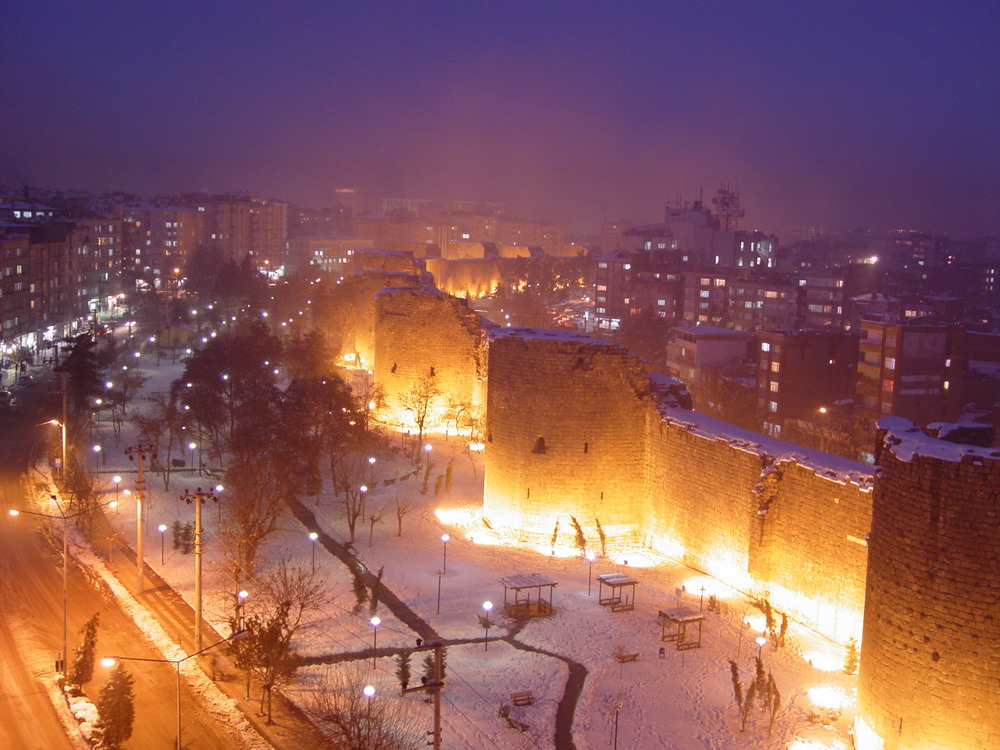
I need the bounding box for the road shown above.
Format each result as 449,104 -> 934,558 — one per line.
0,376 -> 244,750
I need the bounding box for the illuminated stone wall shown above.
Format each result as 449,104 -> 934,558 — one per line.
856,423 -> 1000,750
351,271 -> 424,369
373,286 -> 492,430
644,410 -> 871,638
483,330 -> 651,539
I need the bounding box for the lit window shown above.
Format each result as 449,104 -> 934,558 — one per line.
598,262 -> 608,269
700,278 -> 710,285
885,357 -> 896,370
770,362 -> 779,373
769,381 -> 779,393
657,299 -> 666,306
769,401 -> 778,412
714,279 -> 725,287
699,290 -> 710,298
945,358 -> 952,367
761,342 -> 770,352
943,380 -> 950,390
623,264 -> 631,270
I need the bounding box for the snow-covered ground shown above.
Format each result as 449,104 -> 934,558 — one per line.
88,348 -> 858,750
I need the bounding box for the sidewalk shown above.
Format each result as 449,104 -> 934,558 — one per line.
79,489 -> 333,749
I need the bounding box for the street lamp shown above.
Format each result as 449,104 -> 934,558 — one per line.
92,444 -> 102,471
158,524 -> 168,565
236,590 -> 249,629
113,475 -> 122,504
482,601 -> 493,650
424,443 -> 433,471
368,456 -> 376,485
359,485 -> 368,523
440,533 -> 449,574
8,495 -> 116,675
187,442 -> 197,474
363,684 -> 375,724
47,419 -> 66,480
309,531 -> 319,573
102,629 -> 246,750
370,616 -> 381,668
585,550 -> 596,596
756,636 -> 767,660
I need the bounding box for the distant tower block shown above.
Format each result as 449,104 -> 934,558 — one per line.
483,330 -> 651,542
856,420 -> 1000,750
711,184 -> 744,232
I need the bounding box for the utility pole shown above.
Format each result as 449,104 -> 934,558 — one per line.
401,640 -> 444,750
179,487 -> 219,651
125,444 -> 154,594
49,373 -> 68,480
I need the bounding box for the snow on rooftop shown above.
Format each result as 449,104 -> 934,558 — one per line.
489,327 -> 627,348
672,324 -> 748,337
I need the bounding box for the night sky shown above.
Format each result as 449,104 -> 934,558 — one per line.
2,1 -> 998,236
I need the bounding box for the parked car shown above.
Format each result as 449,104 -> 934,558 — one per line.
0,390 -> 16,408
16,373 -> 35,387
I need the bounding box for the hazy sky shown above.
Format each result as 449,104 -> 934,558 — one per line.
2,1 -> 998,236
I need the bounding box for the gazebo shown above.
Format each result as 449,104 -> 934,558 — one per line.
498,573 -> 558,617
596,572 -> 638,612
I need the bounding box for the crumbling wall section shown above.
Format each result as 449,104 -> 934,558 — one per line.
373,286 -> 491,430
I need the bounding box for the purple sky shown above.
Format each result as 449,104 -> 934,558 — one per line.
2,1 -> 998,236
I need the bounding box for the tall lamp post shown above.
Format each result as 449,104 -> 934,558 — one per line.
370,616 -> 381,668
368,456 -> 376,486
756,636 -> 767,660
440,534 -> 449,574
47,419 -> 66,480
482,601 -> 493,650
179,486 -> 220,651
158,524 -> 168,565
8,495 -> 117,674
585,550 -> 596,596
424,443 -> 433,471
308,531 -> 319,573
187,442 -> 197,474
112,475 -> 122,505
101,629 -> 246,750
359,485 -> 368,524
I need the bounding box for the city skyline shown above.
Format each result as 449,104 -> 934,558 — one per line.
2,1 -> 998,237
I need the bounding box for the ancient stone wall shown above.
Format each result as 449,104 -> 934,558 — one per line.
856,423 -> 1000,750
644,411 -> 871,638
345,271 -> 425,370
373,287 -> 492,431
483,330 -> 651,540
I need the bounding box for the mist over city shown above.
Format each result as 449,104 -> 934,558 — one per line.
1,3 -> 998,750
2,1 -> 999,236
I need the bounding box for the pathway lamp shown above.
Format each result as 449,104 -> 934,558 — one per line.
158,524 -> 168,565
586,550 -> 596,595
482,601 -> 493,650
309,531 -> 319,572
440,534 -> 449,574
370,616 -> 381,668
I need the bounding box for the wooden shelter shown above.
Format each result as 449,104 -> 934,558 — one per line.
498,573 -> 557,617
658,606 -> 704,650
596,572 -> 638,612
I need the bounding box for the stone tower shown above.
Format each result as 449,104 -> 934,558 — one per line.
856,418 -> 1000,749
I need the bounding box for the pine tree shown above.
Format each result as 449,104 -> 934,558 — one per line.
728,660 -> 744,718
395,652 -> 412,692
351,570 -> 368,615
843,637 -> 859,675
767,672 -> 781,737
70,612 -> 100,686
569,515 -> 586,556
95,663 -> 135,749
594,517 -> 607,557
422,653 -> 435,683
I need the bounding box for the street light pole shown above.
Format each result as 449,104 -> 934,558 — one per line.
8,495 -> 117,674
482,602 -> 492,650
586,550 -> 595,596
102,629 -> 246,750
179,487 -> 220,651
158,524 -> 168,565
370,616 -> 380,668
125,444 -> 155,594
441,534 -> 449,574
308,532 -> 318,573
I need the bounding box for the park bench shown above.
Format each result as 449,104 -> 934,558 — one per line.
615,652 -> 640,663
510,690 -> 534,706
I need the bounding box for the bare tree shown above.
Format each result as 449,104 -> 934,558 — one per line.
304,664 -> 424,750
399,374 -> 442,456
334,453 -> 370,544
394,491 -> 412,537
229,560 -> 327,724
